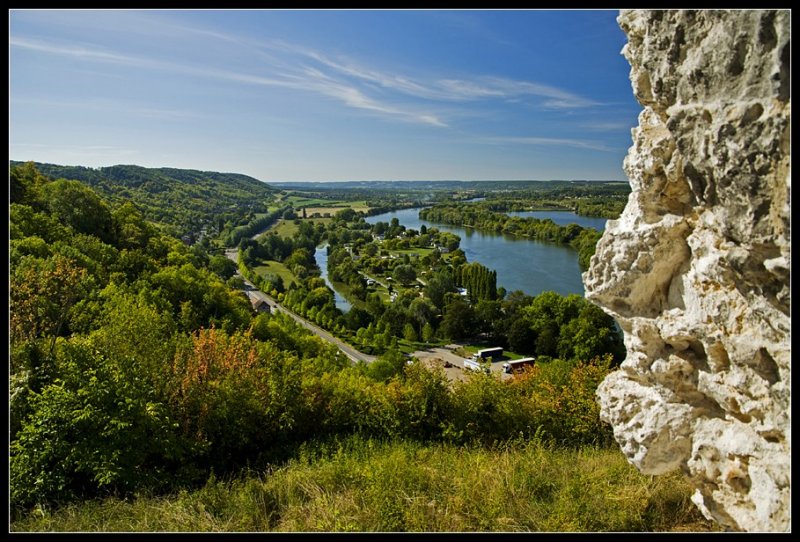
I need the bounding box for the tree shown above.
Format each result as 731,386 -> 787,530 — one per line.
10,161 -> 47,207
439,298 -> 477,341
335,208 -> 357,222
208,254 -> 238,280
535,323 -> 559,357
475,299 -> 502,340
425,268 -> 455,312
285,247 -> 314,270
393,264 -> 416,285
422,322 -> 435,343
403,323 -> 418,342
507,318 -> 537,355
10,255 -> 89,352
408,297 -> 437,330
112,202 -> 153,249
43,179 -> 115,243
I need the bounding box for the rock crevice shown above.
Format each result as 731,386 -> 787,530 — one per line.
584,9 -> 790,532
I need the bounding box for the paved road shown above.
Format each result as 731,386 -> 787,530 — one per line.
225,249 -> 377,364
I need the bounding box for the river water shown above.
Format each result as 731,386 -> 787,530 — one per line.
506,210 -> 608,231
315,244 -> 353,312
363,208 -> 596,298
315,208 -> 606,309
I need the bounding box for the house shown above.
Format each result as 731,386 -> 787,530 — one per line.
433,243 -> 451,253
246,291 -> 271,313
251,298 -> 270,313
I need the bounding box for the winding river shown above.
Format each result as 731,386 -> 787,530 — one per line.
366,208 -> 603,298
315,208 -> 608,309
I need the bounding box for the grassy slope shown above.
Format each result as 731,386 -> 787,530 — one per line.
11,437 -> 717,533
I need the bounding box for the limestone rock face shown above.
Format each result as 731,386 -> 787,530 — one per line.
583,10 -> 790,532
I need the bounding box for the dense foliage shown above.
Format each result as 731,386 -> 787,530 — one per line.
296,214 -> 625,362
10,163 -> 624,526
10,161 -> 278,239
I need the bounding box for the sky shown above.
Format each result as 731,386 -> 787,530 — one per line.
10,9 -> 642,182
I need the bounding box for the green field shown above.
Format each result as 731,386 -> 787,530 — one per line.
268,218 -> 334,239
271,219 -> 299,239
253,260 -> 297,288
283,195 -> 371,215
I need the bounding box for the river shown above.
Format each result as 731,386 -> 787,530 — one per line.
315,208 -> 605,307
505,210 -> 608,231
314,244 -> 353,312
362,208 -> 592,298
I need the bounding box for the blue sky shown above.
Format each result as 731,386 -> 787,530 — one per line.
10,9 -> 641,182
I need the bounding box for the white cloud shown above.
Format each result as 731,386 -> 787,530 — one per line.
12,97 -> 201,120
579,121 -> 634,131
11,35 -> 445,128
482,136 -> 613,152
11,20 -> 601,134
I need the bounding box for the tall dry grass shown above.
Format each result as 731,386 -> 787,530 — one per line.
12,436 -> 717,533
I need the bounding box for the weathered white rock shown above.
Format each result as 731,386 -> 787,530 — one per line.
584,9 -> 790,532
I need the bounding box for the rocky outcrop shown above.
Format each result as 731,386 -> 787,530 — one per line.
583,10 -> 790,532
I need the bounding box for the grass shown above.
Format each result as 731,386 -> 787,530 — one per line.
11,436 -> 718,533
270,219 -> 299,239
305,205 -> 370,217
285,195 -> 332,207
261,218 -> 332,240
253,260 -> 297,288
282,195 -> 371,215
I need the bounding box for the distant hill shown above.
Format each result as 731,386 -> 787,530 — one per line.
271,179 -> 630,192
10,161 -> 278,234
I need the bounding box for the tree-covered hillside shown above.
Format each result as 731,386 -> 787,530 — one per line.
10,161 -> 278,236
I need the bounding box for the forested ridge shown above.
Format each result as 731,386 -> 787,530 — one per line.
9,161 -> 278,237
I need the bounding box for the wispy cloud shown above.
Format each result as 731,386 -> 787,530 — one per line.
482,136 -> 614,152
11,142 -> 140,158
11,35 -> 445,128
276,42 -> 599,108
12,96 -> 201,120
580,121 -> 634,132
11,21 -> 600,131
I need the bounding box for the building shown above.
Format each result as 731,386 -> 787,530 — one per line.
246,291 -> 271,313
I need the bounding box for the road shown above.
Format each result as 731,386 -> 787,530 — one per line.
225,249 -> 377,364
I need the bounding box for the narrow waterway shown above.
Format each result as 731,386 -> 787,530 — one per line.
315,244 -> 352,312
